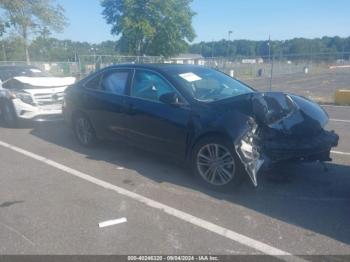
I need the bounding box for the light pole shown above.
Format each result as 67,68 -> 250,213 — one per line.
91,47 -> 98,70
228,30 -> 233,41
268,35 -> 273,91
211,39 -> 215,58
227,30 -> 233,59
2,42 -> 7,62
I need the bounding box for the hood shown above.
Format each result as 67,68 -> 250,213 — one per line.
13,76 -> 76,88
252,92 -> 329,136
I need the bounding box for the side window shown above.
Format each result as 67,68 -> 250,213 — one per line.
84,73 -> 102,90
2,71 -> 12,82
3,79 -> 16,89
2,79 -> 9,89
101,70 -> 129,95
0,72 -> 5,83
131,70 -> 175,102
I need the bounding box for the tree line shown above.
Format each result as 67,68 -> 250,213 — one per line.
1,35 -> 350,62
190,37 -> 350,59
0,36 -> 118,62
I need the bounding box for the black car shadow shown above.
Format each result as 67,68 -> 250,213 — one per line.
29,121 -> 350,245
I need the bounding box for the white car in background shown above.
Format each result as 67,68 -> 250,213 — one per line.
0,66 -> 76,127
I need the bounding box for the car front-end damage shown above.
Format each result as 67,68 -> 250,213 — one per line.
4,76 -> 76,121
235,92 -> 339,187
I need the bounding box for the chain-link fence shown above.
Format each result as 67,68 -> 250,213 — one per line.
77,55 -> 164,77
1,52 -> 349,103
232,53 -> 350,104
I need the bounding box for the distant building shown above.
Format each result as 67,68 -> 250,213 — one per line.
241,59 -> 256,64
242,58 -> 264,64
169,53 -> 205,65
257,58 -> 264,64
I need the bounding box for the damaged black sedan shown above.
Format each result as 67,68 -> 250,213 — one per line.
63,64 -> 339,190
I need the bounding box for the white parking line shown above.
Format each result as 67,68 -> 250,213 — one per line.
330,119 -> 350,123
332,150 -> 350,156
0,140 -> 305,261
322,105 -> 350,109
0,221 -> 35,246
99,217 -> 127,228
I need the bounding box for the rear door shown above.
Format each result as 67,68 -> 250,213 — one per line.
124,69 -> 191,158
81,68 -> 131,140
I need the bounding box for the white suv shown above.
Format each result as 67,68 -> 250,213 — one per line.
0,66 -> 76,127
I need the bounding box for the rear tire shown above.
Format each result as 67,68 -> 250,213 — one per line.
73,113 -> 97,147
1,100 -> 18,128
191,136 -> 245,192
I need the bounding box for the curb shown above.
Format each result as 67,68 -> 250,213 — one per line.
335,90 -> 350,105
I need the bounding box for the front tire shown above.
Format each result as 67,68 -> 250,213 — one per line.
1,100 -> 18,128
73,114 -> 97,147
191,136 -> 245,191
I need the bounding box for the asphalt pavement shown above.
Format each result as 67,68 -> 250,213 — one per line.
0,105 -> 349,258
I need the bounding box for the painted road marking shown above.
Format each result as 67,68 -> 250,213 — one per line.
0,140 -> 305,261
330,118 -> 350,123
0,221 -> 35,246
322,105 -> 350,109
332,150 -> 350,156
99,217 -> 127,228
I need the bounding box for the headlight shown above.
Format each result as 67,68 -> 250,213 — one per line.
253,92 -> 297,126
11,91 -> 35,105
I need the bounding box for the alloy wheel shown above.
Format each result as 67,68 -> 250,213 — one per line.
196,143 -> 236,186
75,117 -> 94,145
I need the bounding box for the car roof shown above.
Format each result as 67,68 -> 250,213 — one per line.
102,63 -> 206,73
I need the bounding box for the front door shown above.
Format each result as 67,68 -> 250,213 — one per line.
125,69 -> 191,158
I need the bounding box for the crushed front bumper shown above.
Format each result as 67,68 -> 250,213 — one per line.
235,120 -> 339,187
234,92 -> 340,187
262,130 -> 339,163
12,99 -> 63,122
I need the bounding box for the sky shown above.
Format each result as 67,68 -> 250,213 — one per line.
53,0 -> 350,43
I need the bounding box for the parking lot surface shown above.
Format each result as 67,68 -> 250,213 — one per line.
244,70 -> 350,103
0,105 -> 349,257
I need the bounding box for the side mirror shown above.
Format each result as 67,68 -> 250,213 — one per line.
159,92 -> 182,107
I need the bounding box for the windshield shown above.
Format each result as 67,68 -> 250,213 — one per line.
170,67 -> 253,102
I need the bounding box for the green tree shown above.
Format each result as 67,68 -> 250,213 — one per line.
101,0 -> 196,57
1,36 -> 25,61
0,0 -> 67,63
0,16 -> 10,61
0,18 -> 9,37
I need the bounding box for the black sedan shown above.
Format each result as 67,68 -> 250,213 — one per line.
63,64 -> 339,190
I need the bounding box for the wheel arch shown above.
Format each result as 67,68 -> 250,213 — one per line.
71,110 -> 98,136
187,131 -> 233,162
